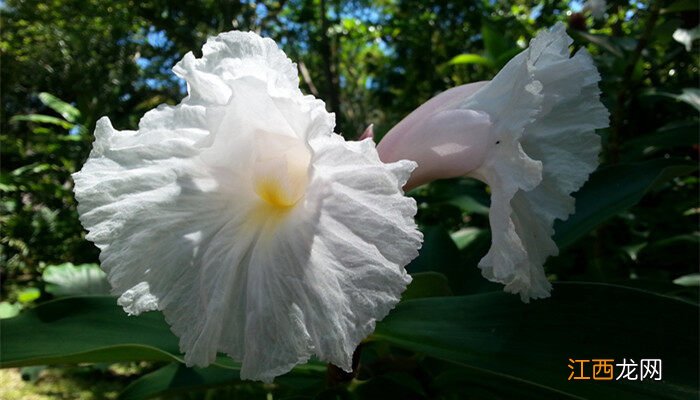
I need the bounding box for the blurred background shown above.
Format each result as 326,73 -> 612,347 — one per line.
1,0 -> 698,399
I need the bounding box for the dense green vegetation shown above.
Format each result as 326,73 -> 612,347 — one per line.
1,0 -> 698,399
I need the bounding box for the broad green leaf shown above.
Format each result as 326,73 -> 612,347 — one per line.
653,88 -> 700,111
447,53 -> 491,66
481,21 -> 515,67
38,92 -> 82,123
446,195 -> 489,215
636,234 -> 700,270
608,279 -> 699,305
663,0 -> 700,14
407,225 -> 499,296
120,362 -> 326,400
674,273 -> 700,287
373,283 -> 699,400
119,363 -> 240,400
554,159 -> 698,249
494,47 -> 522,68
0,297 -> 317,376
10,114 -> 74,130
431,366 -> 573,399
417,178 -> 490,215
406,225 -> 461,275
3,287 -> 697,399
43,263 -> 111,297
406,225 -> 469,295
119,364 -> 241,400
622,120 -> 699,160
403,272 -> 452,300
0,296 -> 184,367
452,228 -> 502,295
351,371 -> 426,399
0,297 -> 324,398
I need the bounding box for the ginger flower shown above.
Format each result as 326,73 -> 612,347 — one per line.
378,23 -> 609,302
73,31 -> 422,382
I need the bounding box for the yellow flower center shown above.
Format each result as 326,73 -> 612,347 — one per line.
252,131 -> 310,210
255,179 -> 300,208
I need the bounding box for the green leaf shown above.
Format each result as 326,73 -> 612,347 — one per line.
445,195 -> 489,215
430,366 -> 571,399
481,21 -> 515,67
403,272 -> 452,300
0,296 -> 184,367
608,279 -> 699,305
43,263 -> 111,297
0,297 -> 321,378
554,159 -> 698,249
622,120 -> 699,160
351,371 -> 426,399
17,288 -> 40,304
0,172 -> 17,192
120,362 -> 326,400
494,47 -> 522,68
447,53 -> 491,66
373,283 -> 699,400
119,363 -> 241,400
407,225 -> 499,296
572,31 -> 625,58
663,0 -> 700,14
450,227 -> 484,251
636,234 -> 700,270
674,273 -> 700,287
38,92 -> 82,123
419,178 -> 490,215
4,287 -> 697,400
406,225 -> 461,275
10,162 -> 54,176
651,88 -> 700,111
452,229 -> 502,295
10,114 -> 74,130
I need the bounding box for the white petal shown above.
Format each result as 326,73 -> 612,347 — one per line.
200,76 -> 333,171
173,31 -> 302,106
467,23 -> 608,301
232,135 -> 421,381
305,135 -> 421,368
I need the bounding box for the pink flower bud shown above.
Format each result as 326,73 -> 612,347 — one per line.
377,82 -> 490,191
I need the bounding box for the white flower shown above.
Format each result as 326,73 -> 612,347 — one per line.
72,31 -> 422,382
378,23 -> 609,302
